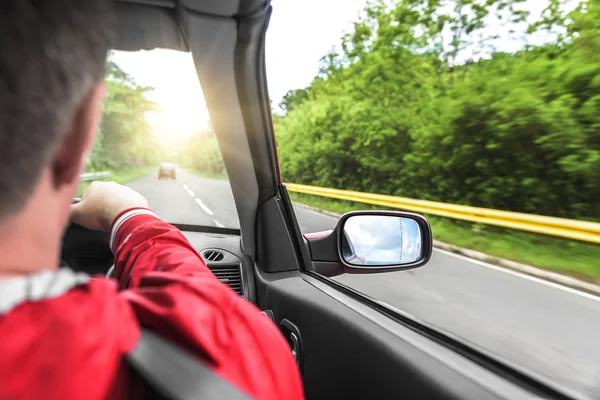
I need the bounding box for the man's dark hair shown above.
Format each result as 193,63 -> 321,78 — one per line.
0,0 -> 114,215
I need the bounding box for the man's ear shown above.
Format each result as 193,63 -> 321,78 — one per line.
52,83 -> 107,189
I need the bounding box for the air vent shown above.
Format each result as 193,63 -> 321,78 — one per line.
204,250 -> 224,262
209,265 -> 243,296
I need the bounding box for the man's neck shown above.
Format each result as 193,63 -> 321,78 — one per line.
0,220 -> 60,279
0,205 -> 63,280
0,169 -> 74,280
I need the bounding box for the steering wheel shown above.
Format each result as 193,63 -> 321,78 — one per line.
106,264 -> 116,278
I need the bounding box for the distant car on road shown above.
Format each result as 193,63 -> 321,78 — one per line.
158,162 -> 177,179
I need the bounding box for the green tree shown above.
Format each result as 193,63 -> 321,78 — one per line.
275,0 -> 599,220
90,61 -> 159,170
175,127 -> 225,176
279,87 -> 311,114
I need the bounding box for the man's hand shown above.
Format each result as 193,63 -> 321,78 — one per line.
71,181 -> 149,231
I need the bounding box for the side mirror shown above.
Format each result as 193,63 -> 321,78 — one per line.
304,211 -> 432,277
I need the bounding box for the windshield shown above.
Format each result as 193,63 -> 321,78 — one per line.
83,48 -> 239,229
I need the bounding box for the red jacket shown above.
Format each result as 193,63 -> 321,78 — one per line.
0,209 -> 304,400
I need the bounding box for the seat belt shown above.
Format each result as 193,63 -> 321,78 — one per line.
127,329 -> 251,400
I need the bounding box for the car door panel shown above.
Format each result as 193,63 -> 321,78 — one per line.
257,269 -> 560,400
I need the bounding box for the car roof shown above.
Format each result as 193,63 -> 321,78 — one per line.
119,0 -> 240,18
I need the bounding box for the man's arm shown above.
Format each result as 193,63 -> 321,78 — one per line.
108,208 -> 216,289
71,182 -> 304,400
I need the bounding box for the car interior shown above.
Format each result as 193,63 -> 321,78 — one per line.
62,1 -> 578,399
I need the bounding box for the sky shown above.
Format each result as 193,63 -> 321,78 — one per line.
344,216 -> 422,264
109,0 -> 577,143
265,0 -> 576,105
265,0 -> 367,106
110,49 -> 209,145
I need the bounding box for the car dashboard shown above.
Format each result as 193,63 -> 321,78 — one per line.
61,223 -> 255,302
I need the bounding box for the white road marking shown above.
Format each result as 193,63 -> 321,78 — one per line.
295,204 -> 340,220
179,180 -> 215,216
179,179 -> 225,227
182,184 -> 195,198
435,248 -> 600,302
195,197 -> 214,216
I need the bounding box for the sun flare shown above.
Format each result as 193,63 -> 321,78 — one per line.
110,49 -> 211,149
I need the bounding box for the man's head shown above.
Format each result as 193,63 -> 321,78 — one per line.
0,0 -> 114,272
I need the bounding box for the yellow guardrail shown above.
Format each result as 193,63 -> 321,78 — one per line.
286,183 -> 600,245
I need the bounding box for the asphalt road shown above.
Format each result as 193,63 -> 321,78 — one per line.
127,169 -> 239,228
129,171 -> 600,398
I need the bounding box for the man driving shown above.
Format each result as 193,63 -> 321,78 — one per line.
0,1 -> 303,399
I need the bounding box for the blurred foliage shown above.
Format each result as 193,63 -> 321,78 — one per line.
275,0 -> 600,221
175,128 -> 226,176
89,58 -> 225,178
89,61 -> 162,171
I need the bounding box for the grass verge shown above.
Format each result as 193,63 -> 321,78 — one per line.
77,165 -> 156,196
288,191 -> 600,283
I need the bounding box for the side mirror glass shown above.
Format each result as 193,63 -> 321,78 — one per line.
341,215 -> 422,266
338,212 -> 432,270
303,210 -> 432,276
